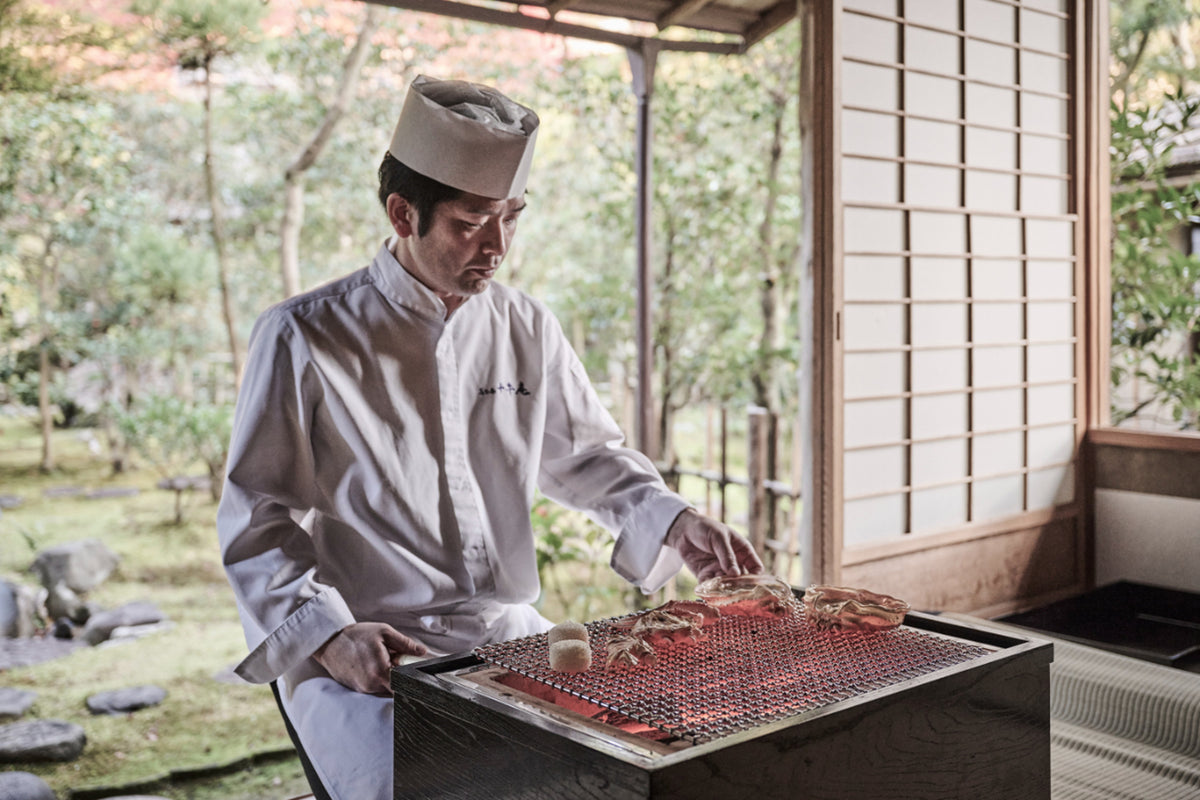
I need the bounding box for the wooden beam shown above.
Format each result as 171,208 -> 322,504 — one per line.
740,0 -> 799,52
367,0 -> 742,54
657,0 -> 716,31
545,0 -> 580,16
1093,442 -> 1200,500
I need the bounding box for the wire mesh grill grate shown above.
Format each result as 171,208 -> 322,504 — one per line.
474,608 -> 994,744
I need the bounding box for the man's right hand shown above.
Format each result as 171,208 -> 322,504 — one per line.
312,622 -> 428,696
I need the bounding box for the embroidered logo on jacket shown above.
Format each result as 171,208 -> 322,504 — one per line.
479,381 -> 531,397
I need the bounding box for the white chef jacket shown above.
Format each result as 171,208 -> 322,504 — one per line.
218,239 -> 689,685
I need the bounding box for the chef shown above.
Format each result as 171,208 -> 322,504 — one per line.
217,74 -> 763,799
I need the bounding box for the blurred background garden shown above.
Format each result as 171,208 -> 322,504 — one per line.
0,0 -> 800,794
6,0 -> 1200,795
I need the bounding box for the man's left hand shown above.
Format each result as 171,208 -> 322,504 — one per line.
666,509 -> 763,582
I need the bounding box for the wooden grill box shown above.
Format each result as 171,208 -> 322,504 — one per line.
391,611 -> 1052,800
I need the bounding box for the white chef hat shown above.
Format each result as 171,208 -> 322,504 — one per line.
387,75 -> 539,200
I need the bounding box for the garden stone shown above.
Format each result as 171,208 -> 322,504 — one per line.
50,617 -> 73,639
44,582 -> 87,625
86,685 -> 166,715
0,688 -> 36,719
0,580 -> 37,639
0,719 -> 86,762
81,601 -> 164,646
0,494 -> 22,509
41,486 -> 83,499
30,539 -> 119,594
102,620 -> 174,645
0,771 -> 55,800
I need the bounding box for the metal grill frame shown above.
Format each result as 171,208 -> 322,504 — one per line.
473,606 -> 995,744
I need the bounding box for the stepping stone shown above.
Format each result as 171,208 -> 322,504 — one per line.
0,688 -> 36,719
156,475 -> 211,492
86,685 -> 167,715
41,486 -> 84,498
84,487 -> 140,499
0,771 -> 55,800
0,580 -> 37,638
0,494 -> 22,509
82,601 -> 165,646
0,636 -> 83,670
0,719 -> 86,762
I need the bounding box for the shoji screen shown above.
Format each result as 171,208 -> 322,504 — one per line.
823,0 -> 1087,610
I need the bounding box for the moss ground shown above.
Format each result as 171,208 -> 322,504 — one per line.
0,419 -> 304,798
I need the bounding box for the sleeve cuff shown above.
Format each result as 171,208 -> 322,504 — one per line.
610,494 -> 691,593
234,588 -> 355,684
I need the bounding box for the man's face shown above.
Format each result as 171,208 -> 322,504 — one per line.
391,191 -> 526,312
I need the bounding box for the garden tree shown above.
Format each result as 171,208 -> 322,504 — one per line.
518,30 -> 801,465
279,2 -> 383,298
117,394 -> 233,521
0,0 -> 135,95
0,95 -> 134,471
200,8 -> 511,321
0,0 -> 57,93
736,25 -> 802,418
1110,97 -> 1200,429
1109,1 -> 1200,429
131,0 -> 266,391
86,224 -> 213,473
518,55 -> 639,398
1112,0 -> 1200,105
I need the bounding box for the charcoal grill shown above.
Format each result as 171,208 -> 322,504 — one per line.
392,602 -> 1052,800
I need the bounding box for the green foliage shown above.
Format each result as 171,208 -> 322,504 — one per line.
1110,95 -> 1200,429
0,0 -> 129,95
0,91 -> 138,434
117,394 -> 232,519
531,495 -> 627,622
131,0 -> 266,68
117,394 -> 232,477
1111,0 -> 1200,103
0,0 -> 55,93
519,26 -> 802,459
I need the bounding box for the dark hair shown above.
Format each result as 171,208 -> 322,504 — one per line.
377,152 -> 462,237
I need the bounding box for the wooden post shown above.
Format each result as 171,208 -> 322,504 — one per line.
627,41 -> 660,459
704,404 -> 714,517
719,407 -> 729,524
767,410 -> 779,560
748,405 -> 769,562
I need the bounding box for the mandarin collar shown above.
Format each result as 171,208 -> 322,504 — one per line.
369,238 -> 453,322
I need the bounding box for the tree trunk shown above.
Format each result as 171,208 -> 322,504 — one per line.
1171,21 -> 1197,96
655,221 -> 676,466
35,236 -> 56,472
753,83 -> 788,416
280,5 -> 381,298
38,344 -> 53,472
203,51 -> 242,391
1112,30 -> 1151,103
